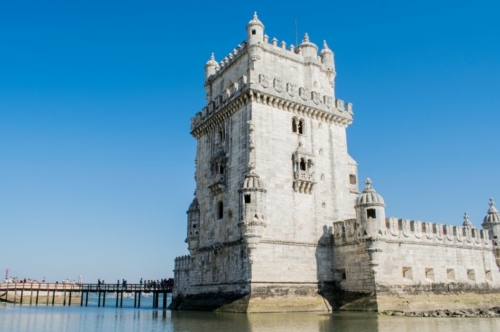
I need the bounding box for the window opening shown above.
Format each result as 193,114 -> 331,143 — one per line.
367,208 -> 376,219
252,30 -> 256,35
486,270 -> 492,281
218,202 -> 224,220
402,267 -> 413,280
349,174 -> 356,184
244,195 -> 251,204
447,269 -> 455,280
299,159 -> 306,171
292,119 -> 297,133
337,268 -> 347,281
425,268 -> 435,281
298,120 -> 304,134
467,269 -> 475,281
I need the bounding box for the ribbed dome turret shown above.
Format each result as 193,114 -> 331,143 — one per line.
483,198 -> 500,224
355,178 -> 385,207
188,198 -> 199,212
242,171 -> 265,190
463,212 -> 474,228
298,33 -> 318,58
319,40 -> 333,56
247,12 -> 264,29
204,53 -> 219,80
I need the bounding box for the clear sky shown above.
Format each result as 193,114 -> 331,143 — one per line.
1,0 -> 499,283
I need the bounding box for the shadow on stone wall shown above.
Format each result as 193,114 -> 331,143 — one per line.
315,225 -> 377,311
169,291 -> 250,312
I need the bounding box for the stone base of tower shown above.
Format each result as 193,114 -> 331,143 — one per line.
373,285 -> 500,313
170,282 -> 378,313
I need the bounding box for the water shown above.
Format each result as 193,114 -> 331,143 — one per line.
1,296 -> 499,332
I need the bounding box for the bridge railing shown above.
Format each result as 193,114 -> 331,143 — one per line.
0,283 -> 174,292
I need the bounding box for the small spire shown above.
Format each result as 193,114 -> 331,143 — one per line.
303,33 -> 309,43
488,197 -> 498,214
365,178 -> 372,186
210,52 -> 215,60
253,11 -> 258,20
463,212 -> 473,228
323,40 -> 329,49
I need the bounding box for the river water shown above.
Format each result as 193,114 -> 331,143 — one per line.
1,296 -> 499,332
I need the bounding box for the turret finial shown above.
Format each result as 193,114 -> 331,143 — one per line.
490,198 -> 495,207
365,178 -> 372,186
323,40 -> 329,49
303,33 -> 309,43
463,212 -> 473,228
253,11 -> 258,19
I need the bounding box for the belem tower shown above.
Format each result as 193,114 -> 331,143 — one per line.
171,13 -> 500,312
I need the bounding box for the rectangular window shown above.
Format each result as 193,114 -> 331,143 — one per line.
425,268 -> 435,281
403,267 -> 413,280
447,268 -> 455,281
349,174 -> 357,185
467,269 -> 475,281
244,194 -> 251,204
367,209 -> 376,219
336,268 -> 347,281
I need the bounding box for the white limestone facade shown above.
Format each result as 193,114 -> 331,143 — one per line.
171,13 -> 500,312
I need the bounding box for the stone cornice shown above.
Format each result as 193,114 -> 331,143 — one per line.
191,88 -> 352,139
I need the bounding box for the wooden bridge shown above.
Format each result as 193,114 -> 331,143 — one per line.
0,283 -> 173,309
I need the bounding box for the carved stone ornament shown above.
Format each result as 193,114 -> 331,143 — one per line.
274,78 -> 283,93
336,99 -> 345,111
299,87 -> 309,101
259,74 -> 269,88
312,91 -> 321,105
287,83 -> 296,97
324,96 -> 333,108
346,102 -> 353,115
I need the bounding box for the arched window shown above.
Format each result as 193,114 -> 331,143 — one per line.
300,159 -> 306,171
307,159 -> 313,169
218,201 -> 224,219
319,149 -> 323,156
320,174 -> 325,181
292,118 -> 298,133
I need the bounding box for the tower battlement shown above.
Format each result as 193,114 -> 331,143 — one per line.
333,217 -> 492,250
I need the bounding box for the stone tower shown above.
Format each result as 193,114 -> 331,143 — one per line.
172,13 -> 358,312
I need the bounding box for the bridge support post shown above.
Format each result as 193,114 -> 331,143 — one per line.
162,292 -> 167,309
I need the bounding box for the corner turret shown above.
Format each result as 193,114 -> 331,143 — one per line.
355,178 -> 386,237
238,169 -> 267,264
482,198 -> 500,267
320,41 -> 336,82
204,53 -> 219,81
246,12 -> 264,45
186,197 -> 200,256
297,33 -> 318,59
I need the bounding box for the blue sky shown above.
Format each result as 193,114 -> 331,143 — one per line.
1,0 -> 499,283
